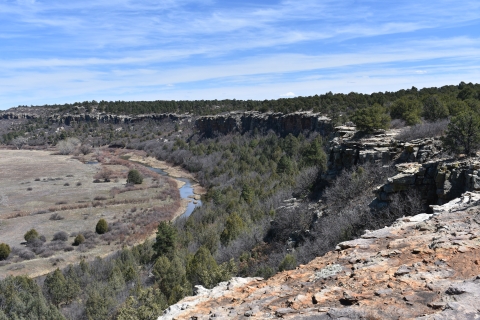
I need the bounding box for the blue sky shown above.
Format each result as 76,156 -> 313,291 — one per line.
0,0 -> 480,109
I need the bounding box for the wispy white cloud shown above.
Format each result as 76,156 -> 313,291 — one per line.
0,0 -> 480,108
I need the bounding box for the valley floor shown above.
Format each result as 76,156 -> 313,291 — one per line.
0,148 -> 186,278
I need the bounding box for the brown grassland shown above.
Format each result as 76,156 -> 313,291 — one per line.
0,149 -> 185,278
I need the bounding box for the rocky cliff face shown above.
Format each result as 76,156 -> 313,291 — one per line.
372,159 -> 480,210
324,127 -> 443,180
160,193 -> 480,320
0,112 -> 39,120
194,111 -> 333,137
46,112 -> 189,125
0,109 -> 190,125
1,109 -> 333,139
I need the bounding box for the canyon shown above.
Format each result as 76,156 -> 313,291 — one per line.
160,192 -> 480,319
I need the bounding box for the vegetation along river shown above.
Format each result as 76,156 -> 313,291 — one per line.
147,166 -> 202,218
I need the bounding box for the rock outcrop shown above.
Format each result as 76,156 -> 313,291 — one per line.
194,111 -> 333,137
2,109 -> 333,139
1,108 -> 191,126
373,158 -> 480,208
0,112 -> 39,120
46,112 -> 189,125
160,193 -> 480,319
324,127 -> 443,180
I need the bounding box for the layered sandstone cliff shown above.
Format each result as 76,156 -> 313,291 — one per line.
160,193 -> 480,319
1,109 -> 334,139
324,127 -> 443,180
194,111 -> 333,138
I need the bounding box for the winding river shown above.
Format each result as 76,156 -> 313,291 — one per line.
147,166 -> 202,218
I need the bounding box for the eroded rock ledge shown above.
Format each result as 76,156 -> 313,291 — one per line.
160,193 -> 480,319
373,159 -> 480,209
324,126 -> 443,180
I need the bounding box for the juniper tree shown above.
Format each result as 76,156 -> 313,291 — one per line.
443,110 -> 480,155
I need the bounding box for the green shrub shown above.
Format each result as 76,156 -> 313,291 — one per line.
278,254 -> 297,272
0,243 -> 11,260
24,229 -> 39,243
95,219 -> 108,234
73,234 -> 85,246
127,169 -> 143,184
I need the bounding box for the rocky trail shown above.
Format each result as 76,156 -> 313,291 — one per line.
161,193 -> 480,319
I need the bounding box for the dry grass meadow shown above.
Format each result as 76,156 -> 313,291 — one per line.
0,149 -> 184,278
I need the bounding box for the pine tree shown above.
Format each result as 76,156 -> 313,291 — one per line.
277,155 -> 294,174
352,103 -> 391,132
240,184 -> 255,204
187,246 -> 220,288
153,221 -> 177,258
303,137 -> 327,171
443,110 -> 480,155
85,289 -> 110,320
44,269 -> 67,307
220,212 -> 245,245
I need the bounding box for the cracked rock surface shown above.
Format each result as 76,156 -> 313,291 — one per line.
159,193 -> 480,319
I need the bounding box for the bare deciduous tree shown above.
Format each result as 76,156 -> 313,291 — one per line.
57,137 -> 81,155
12,137 -> 28,149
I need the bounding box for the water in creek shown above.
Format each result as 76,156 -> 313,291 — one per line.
147,167 -> 202,218
85,160 -> 202,218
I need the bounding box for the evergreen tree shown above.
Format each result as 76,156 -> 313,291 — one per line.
0,276 -> 65,320
96,218 -> 108,234
127,169 -> 143,184
116,288 -> 167,320
64,265 -> 80,304
220,212 -> 245,245
391,96 -> 422,125
283,134 -> 300,157
240,184 -> 255,204
278,254 -> 297,271
73,234 -> 85,246
24,228 -> 39,242
0,243 -> 10,260
153,255 -> 191,301
277,155 -> 294,174
443,110 -> 480,155
422,95 -> 449,121
302,137 -> 327,171
351,103 -> 390,132
153,221 -> 177,258
187,246 -> 220,288
108,266 -> 126,293
86,289 -> 110,320
44,268 -> 68,307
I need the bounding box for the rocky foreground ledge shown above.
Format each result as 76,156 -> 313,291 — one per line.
160,193 -> 480,319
